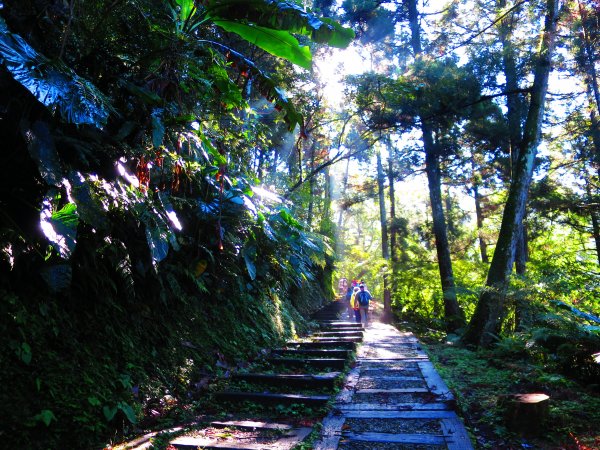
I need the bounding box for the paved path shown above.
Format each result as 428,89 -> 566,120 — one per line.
314,319 -> 473,449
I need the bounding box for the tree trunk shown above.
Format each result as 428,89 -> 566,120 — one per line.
377,150 -> 390,261
462,0 -> 560,347
445,187 -> 456,238
321,165 -> 333,233
591,211 -> 600,266
337,156 -> 351,226
387,148 -> 398,264
515,220 -> 528,275
498,0 -> 528,276
377,149 -> 393,323
498,393 -> 550,436
424,129 -> 466,331
307,141 -> 316,228
407,0 -> 465,332
578,1 -> 600,116
577,1 -> 600,264
585,175 -> 600,265
387,145 -> 400,318
473,183 -> 489,263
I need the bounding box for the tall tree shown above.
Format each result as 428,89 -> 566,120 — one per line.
573,0 -> 600,263
462,0 -> 561,347
497,0 -> 529,275
376,147 -> 393,322
406,0 -> 466,331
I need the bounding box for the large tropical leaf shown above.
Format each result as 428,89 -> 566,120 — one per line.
213,20 -> 312,69
0,18 -> 112,126
205,0 -> 354,48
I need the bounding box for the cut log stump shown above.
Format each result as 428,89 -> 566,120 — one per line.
498,393 -> 549,436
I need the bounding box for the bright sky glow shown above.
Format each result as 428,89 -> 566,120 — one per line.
253,185 -> 282,203
314,44 -> 368,108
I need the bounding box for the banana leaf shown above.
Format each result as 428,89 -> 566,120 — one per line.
213,20 -> 312,69
205,0 -> 354,48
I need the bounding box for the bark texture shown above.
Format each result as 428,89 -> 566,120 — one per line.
474,183 -> 489,263
462,0 -> 560,347
376,150 -> 393,323
407,0 -> 465,331
499,0 -> 528,275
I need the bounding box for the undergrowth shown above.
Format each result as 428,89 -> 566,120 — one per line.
422,336 -> 600,449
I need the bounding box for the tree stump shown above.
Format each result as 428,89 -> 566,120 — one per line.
498,393 -> 550,436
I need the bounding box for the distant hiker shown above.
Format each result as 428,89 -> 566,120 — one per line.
346,279 -> 358,320
356,283 -> 372,326
351,286 -> 361,323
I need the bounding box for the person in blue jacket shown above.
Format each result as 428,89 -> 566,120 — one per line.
356,283 -> 372,326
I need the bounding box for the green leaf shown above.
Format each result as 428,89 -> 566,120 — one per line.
175,0 -> 196,23
118,402 -> 137,424
87,396 -> 101,407
213,20 -> 312,69
0,18 -> 112,126
145,226 -> 170,263
46,201 -> 79,258
121,80 -> 162,105
318,18 -> 355,48
205,0 -> 354,49
278,208 -> 302,229
103,405 -> 118,422
69,172 -> 111,232
35,410 -> 56,427
19,342 -> 32,364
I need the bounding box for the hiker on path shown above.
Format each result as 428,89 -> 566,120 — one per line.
345,279 -> 357,320
350,286 -> 361,323
356,283 -> 372,326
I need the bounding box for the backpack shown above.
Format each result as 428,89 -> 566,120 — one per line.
358,291 -> 370,306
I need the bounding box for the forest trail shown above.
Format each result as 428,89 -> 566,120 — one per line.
313,301 -> 473,449
116,301 -> 473,450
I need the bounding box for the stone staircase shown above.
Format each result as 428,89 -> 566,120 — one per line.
166,300 -> 362,450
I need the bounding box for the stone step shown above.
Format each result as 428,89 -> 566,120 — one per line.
210,420 -> 293,430
341,431 -> 447,446
215,391 -> 330,407
266,357 -> 347,370
287,340 -> 357,350
170,423 -> 312,450
272,348 -> 351,359
318,324 -> 364,331
315,330 -> 363,337
318,321 -> 362,327
311,335 -> 362,343
231,372 -> 340,389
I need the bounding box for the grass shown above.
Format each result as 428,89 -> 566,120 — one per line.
421,336 -> 600,449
